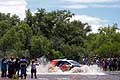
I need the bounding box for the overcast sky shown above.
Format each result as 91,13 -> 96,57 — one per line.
0,0 -> 120,32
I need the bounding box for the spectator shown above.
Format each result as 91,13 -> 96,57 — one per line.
20,56 -> 28,79
31,59 -> 39,79
102,59 -> 108,71
1,56 -> 8,78
8,56 -> 15,78
108,58 -> 113,71
96,58 -> 100,67
15,57 -> 20,77
113,57 -> 117,71
117,57 -> 120,70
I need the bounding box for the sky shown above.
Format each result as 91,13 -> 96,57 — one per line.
0,0 -> 120,32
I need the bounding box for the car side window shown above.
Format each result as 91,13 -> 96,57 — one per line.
64,61 -> 70,64
56,61 -> 71,67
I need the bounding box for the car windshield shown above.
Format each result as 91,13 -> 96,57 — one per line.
69,60 -> 80,65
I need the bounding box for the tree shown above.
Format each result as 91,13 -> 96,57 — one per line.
0,20 -> 11,37
0,22 -> 32,57
30,35 -> 52,58
86,25 -> 120,57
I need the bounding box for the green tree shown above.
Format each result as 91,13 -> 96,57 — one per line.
30,35 -> 52,58
0,23 -> 32,56
86,25 -> 120,57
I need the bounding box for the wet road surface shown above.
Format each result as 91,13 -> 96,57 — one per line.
1,72 -> 120,80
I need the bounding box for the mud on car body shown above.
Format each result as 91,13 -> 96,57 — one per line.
50,59 -> 81,71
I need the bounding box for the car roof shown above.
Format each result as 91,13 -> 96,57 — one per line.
52,59 -> 77,62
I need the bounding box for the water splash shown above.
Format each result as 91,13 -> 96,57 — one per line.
27,57 -> 106,75
69,65 -> 105,75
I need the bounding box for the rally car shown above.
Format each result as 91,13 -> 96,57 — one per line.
50,59 -> 81,71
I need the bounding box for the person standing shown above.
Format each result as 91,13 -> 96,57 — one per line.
102,59 -> 108,71
14,57 -> 20,77
113,57 -> 117,71
96,58 -> 100,67
31,60 -> 38,79
1,56 -> 8,78
20,56 -> 28,79
117,57 -> 120,70
8,56 -> 15,79
108,58 -> 113,71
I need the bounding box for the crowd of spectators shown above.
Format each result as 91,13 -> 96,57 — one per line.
82,56 -> 120,71
1,55 -> 38,79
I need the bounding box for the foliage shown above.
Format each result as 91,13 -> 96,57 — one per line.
0,9 -> 120,60
86,25 -> 120,57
